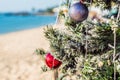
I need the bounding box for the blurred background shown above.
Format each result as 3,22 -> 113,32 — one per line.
0,1 -> 61,80
0,0 -> 60,34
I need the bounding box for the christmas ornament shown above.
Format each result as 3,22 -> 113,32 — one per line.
45,53 -> 62,69
69,2 -> 89,22
110,7 -> 118,15
108,6 -> 118,17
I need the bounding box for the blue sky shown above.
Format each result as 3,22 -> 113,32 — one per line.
0,0 -> 60,12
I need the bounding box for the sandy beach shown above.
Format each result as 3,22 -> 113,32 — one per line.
0,25 -> 58,80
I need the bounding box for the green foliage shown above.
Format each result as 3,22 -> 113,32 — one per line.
35,48 -> 46,56
35,0 -> 120,79
43,22 -> 120,76
40,17 -> 120,80
81,58 -> 114,80
41,65 -> 48,72
72,0 -> 119,9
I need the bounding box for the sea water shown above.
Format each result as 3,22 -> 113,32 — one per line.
0,15 -> 56,34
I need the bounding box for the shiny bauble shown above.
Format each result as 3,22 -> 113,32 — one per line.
69,2 -> 89,23
110,8 -> 118,15
45,53 -> 62,69
108,6 -> 118,17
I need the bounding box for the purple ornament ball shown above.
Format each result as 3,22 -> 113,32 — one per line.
69,2 -> 89,22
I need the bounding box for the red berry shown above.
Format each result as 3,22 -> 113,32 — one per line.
45,53 -> 62,69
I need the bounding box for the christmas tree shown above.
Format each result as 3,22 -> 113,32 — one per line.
35,0 -> 120,80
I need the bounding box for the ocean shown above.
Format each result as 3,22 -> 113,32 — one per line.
0,15 -> 56,34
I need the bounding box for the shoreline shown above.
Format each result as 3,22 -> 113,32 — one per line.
0,24 -> 65,80
0,15 -> 56,35
0,23 -> 54,36
0,25 -> 50,80
0,26 -> 43,35
0,25 -> 50,53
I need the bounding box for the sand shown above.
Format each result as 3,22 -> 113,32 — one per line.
0,25 -> 57,80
